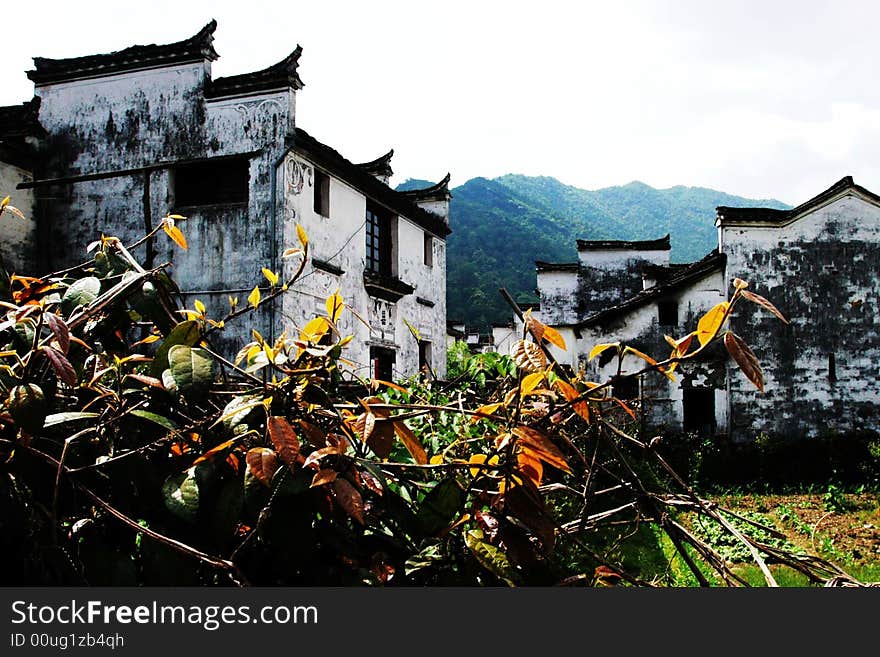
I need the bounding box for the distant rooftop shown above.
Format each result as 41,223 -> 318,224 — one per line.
577,234 -> 671,252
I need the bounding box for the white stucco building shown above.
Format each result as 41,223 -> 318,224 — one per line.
528,176 -> 880,442
0,20 -> 450,379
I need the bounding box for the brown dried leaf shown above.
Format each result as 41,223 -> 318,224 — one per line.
124,373 -> 165,389
311,468 -> 338,487
245,447 -> 279,487
517,448 -> 544,486
44,313 -> 70,354
41,346 -> 77,387
302,444 -> 346,470
393,420 -> 428,465
193,437 -> 239,465
555,379 -> 590,422
512,425 -> 572,474
511,339 -> 546,372
724,331 -> 765,392
741,290 -> 789,324
360,469 -> 384,496
332,478 -> 365,524
268,416 -> 301,468
497,477 -> 556,551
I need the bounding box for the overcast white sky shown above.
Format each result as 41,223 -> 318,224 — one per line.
3,0 -> 879,205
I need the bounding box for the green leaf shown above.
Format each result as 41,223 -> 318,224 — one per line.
465,529 -> 517,586
44,411 -> 100,427
61,277 -> 101,316
149,320 -> 201,377
130,409 -> 177,431
162,467 -> 200,522
167,345 -> 216,399
417,478 -> 464,536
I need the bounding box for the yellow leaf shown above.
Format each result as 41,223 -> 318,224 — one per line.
429,454 -> 444,465
262,268 -> 279,286
162,220 -> 188,250
167,214 -> 186,221
471,402 -> 503,423
589,342 -> 619,361
696,302 -> 730,346
282,247 -> 302,259
228,296 -> 239,310
247,286 -> 261,309
300,316 -> 329,342
296,224 -> 309,247
1,195 -> 9,209
624,346 -> 676,382
521,371 -> 545,396
468,454 -> 499,477
542,324 -> 567,351
194,299 -> 206,315
326,289 -> 344,323
338,335 -> 354,347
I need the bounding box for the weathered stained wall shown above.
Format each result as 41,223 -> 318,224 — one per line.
536,270 -> 578,325
576,248 -> 670,318
31,64 -> 294,352
577,268 -> 728,433
283,153 -> 447,379
0,162 -> 36,273
722,193 -> 880,442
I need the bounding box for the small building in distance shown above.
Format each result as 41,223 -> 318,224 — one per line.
0,20 -> 450,379
526,176 -> 880,443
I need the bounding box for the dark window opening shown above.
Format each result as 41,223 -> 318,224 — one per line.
370,346 -> 396,381
366,203 -> 392,276
611,375 -> 639,401
423,232 -> 434,266
313,169 -> 330,216
658,300 -> 678,326
418,340 -> 433,373
828,352 -> 837,384
173,157 -> 249,207
683,388 -> 715,436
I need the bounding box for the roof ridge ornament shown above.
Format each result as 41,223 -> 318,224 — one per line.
27,20 -> 220,85
398,173 -> 452,201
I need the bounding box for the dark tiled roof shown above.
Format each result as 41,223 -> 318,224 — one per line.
716,176 -> 879,227
641,262 -> 690,281
535,261 -> 579,273
27,20 -> 219,85
356,149 -> 394,179
0,97 -> 44,169
398,173 -> 452,202
0,97 -> 44,139
577,234 -> 670,251
205,47 -> 303,99
575,249 -> 726,330
293,128 -> 451,237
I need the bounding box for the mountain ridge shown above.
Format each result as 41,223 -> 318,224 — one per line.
397,175 -> 790,328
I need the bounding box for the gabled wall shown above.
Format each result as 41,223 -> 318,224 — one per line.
722,192 -> 880,441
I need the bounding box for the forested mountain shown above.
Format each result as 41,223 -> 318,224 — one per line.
398,175 -> 789,329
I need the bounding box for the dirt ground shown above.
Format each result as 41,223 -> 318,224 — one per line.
713,492 -> 880,573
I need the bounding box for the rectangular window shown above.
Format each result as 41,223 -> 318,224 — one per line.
366,203 -> 392,275
370,346 -> 396,381
423,232 -> 433,267
683,388 -> 716,436
611,375 -> 639,401
418,340 -> 433,373
173,157 -> 249,207
313,169 -> 330,217
658,300 -> 678,326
